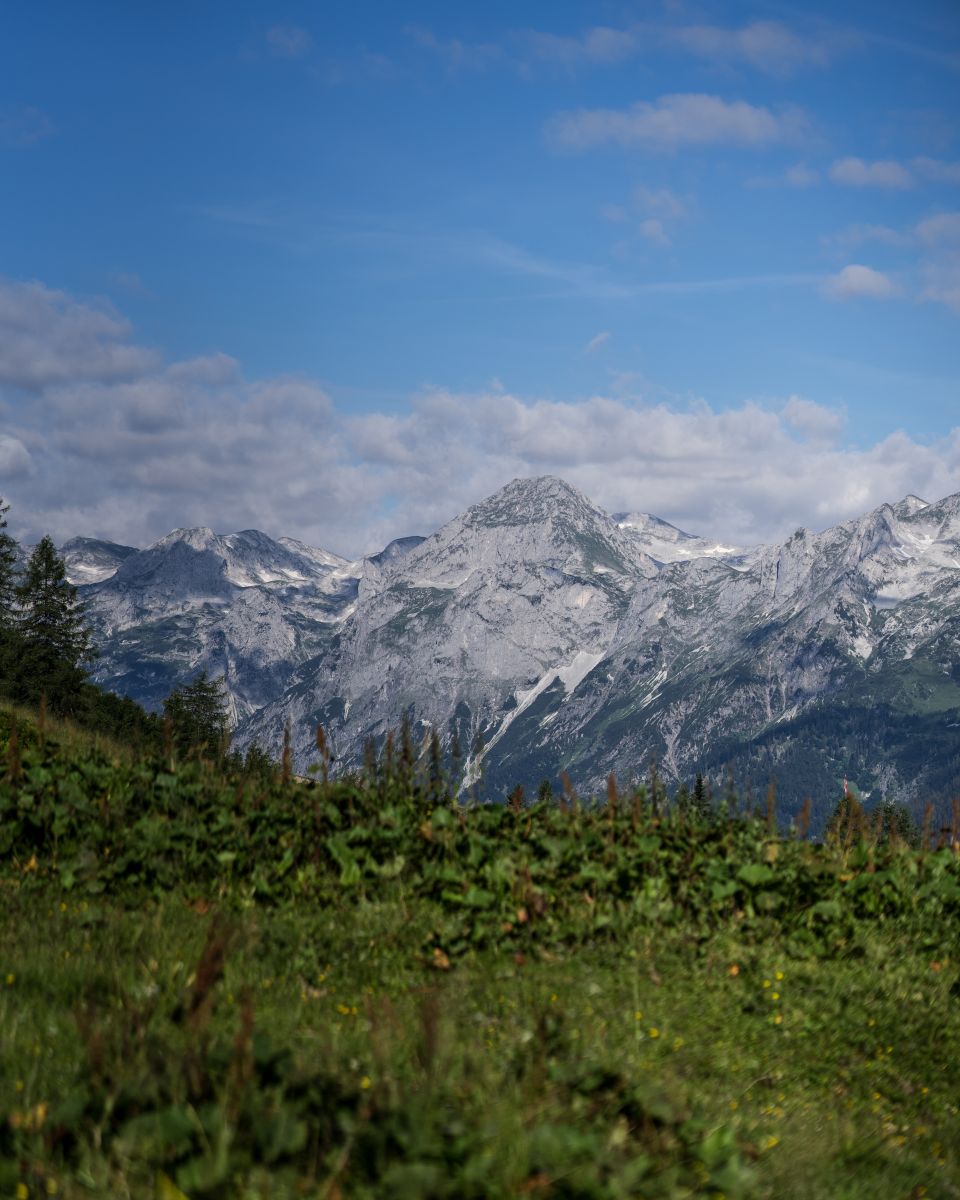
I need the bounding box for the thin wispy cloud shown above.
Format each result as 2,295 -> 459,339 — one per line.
828,157 -> 913,188
265,25 -> 313,59
413,18 -> 842,78
0,104 -> 55,148
913,157 -> 960,185
546,94 -> 809,152
584,331 -> 611,354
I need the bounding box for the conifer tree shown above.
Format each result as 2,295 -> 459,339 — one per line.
0,497 -> 18,631
13,535 -> 93,712
163,670 -> 230,759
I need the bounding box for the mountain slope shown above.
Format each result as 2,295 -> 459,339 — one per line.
75,477 -> 960,821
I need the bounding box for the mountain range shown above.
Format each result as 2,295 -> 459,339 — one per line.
66,476 -> 960,830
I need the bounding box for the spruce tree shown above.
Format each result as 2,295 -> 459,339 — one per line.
13,535 -> 93,712
0,497 -> 18,630
163,670 -> 230,759
0,498 -> 21,694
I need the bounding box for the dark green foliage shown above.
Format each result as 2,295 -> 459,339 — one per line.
8,535 -> 93,714
2,709 -> 958,960
163,670 -> 230,761
0,496 -> 18,630
1,706 -> 959,1197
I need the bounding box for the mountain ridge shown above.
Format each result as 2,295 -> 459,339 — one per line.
66,476 -> 960,823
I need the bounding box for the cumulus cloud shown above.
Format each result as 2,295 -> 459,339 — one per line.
545,93 -> 808,152
829,157 -> 912,189
2,281 -> 958,555
781,395 -> 846,441
265,25 -> 313,58
823,264 -> 898,300
0,434 -> 34,479
0,280 -> 158,389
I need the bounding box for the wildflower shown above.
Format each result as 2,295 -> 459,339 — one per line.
648,1027 -> 660,1039
5,973 -> 13,986
672,1036 -> 684,1050
774,970 -> 784,981
16,1183 -> 28,1200
729,1099 -> 739,1111
634,1010 -> 643,1021
773,1013 -> 783,1025
772,992 -> 780,1001
728,964 -> 739,976
360,1076 -> 372,1090
762,979 -> 771,989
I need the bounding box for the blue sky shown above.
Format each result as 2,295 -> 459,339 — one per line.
0,0 -> 958,553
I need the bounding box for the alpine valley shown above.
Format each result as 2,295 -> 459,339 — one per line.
67,476 -> 960,830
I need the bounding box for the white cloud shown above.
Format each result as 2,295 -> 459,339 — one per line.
913,157 -> 960,185
634,186 -> 687,219
784,162 -> 820,187
422,19 -> 837,77
829,157 -> 913,189
546,93 -> 808,152
639,218 -> 670,246
781,395 -> 846,441
3,280 -> 957,555
584,331 -> 611,354
526,26 -> 638,66
824,264 -> 898,300
0,280 -> 158,389
919,253 -> 960,314
822,223 -> 910,251
915,212 -> 960,245
265,25 -> 313,58
667,20 -> 832,74
406,26 -> 506,72
0,434 -> 34,479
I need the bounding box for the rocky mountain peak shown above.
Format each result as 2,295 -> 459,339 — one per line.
462,475 -> 596,530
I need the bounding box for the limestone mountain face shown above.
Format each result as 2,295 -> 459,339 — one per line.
74,477 -> 960,820
75,527 -> 365,720
240,476 -> 659,772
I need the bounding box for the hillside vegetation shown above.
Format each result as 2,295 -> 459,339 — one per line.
2,704 -> 959,1199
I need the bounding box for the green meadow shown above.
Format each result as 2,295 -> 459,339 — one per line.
1,705 -> 959,1199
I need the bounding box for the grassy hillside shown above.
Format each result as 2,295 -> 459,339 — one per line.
1,705 -> 959,1198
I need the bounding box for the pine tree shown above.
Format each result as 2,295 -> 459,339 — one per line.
13,535 -> 93,712
163,670 -> 230,759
